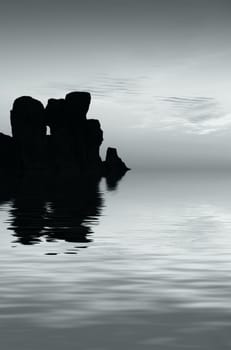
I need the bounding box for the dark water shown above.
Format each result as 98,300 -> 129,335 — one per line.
1,171 -> 231,349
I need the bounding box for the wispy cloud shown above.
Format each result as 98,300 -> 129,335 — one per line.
132,95 -> 231,135
42,76 -> 231,135
45,74 -> 144,99
156,96 -> 231,134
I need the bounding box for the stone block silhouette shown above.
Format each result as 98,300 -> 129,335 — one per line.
10,96 -> 46,169
86,119 -> 103,171
45,98 -> 75,169
9,91 -> 129,176
104,147 -> 130,174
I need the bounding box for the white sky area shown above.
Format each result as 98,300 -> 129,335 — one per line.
1,0 -> 231,169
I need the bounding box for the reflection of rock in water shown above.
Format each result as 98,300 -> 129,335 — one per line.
1,91 -> 130,253
105,171 -> 127,191
8,173 -> 104,253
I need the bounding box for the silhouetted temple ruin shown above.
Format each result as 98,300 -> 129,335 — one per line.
0,91 -> 129,178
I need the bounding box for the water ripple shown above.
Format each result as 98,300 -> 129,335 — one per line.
1,172 -> 231,349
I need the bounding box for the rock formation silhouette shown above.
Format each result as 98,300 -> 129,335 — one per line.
104,147 -> 130,174
3,91 -> 129,178
0,133 -> 18,169
0,91 -> 129,251
10,96 -> 46,170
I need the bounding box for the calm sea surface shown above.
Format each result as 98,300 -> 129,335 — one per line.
1,171 -> 231,349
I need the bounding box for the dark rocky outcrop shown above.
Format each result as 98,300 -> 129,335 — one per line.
86,119 -> 103,171
64,92 -> 91,171
65,91 -> 91,123
4,91 -> 129,178
45,98 -> 75,169
0,133 -> 18,169
0,91 -> 130,250
10,96 -> 46,170
103,147 -> 130,174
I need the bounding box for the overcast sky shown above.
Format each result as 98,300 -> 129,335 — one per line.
1,0 -> 231,169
